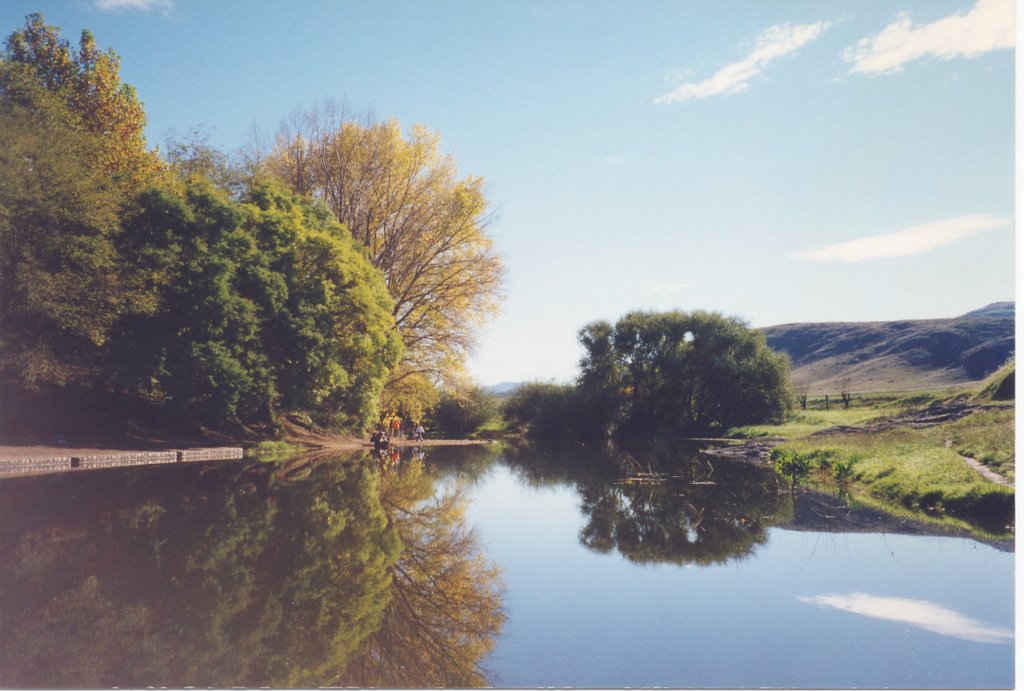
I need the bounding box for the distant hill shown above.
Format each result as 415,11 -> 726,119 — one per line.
483,381 -> 523,396
762,303 -> 1015,394
959,301 -> 1015,319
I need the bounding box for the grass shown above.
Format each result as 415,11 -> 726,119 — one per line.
751,375 -> 1015,536
734,404 -> 896,438
974,358 -> 1014,401
921,407 -> 1015,481
773,416 -> 1014,535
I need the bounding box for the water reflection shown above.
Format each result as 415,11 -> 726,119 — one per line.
502,441 -> 792,565
342,454 -> 506,687
0,451 -> 504,688
799,593 -> 1014,645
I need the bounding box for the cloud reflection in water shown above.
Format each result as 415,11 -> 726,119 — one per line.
799,592 -> 1013,645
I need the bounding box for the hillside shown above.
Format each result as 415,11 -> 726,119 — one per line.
762,303 -> 1015,394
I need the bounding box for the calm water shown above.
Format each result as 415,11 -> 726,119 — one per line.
0,442 -> 1014,688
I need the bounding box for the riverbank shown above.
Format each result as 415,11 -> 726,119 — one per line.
727,394 -> 1015,536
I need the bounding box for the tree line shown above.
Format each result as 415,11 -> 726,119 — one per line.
0,14 -> 503,433
506,310 -> 792,438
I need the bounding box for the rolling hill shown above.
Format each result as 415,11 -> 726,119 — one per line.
762,302 -> 1015,394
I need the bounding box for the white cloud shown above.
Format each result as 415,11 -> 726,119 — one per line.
654,20 -> 831,104
94,0 -> 172,12
799,593 -> 1013,644
843,0 -> 1014,74
791,214 -> 1009,263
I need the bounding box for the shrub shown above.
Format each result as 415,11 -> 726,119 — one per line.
431,386 -> 499,437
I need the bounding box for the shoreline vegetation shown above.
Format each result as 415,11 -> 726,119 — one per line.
730,363 -> 1015,538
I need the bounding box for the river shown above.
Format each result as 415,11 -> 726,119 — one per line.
0,441 -> 1014,688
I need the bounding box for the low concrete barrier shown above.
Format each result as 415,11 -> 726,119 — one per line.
0,446 -> 247,479
178,447 -> 244,462
0,456 -> 73,476
78,451 -> 178,469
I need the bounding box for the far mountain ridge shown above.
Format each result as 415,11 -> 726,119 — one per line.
761,302 -> 1014,394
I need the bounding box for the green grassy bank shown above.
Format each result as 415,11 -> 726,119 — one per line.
736,366 -> 1015,536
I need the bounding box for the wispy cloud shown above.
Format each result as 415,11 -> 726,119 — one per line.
654,20 -> 832,104
843,0 -> 1014,74
650,282 -> 694,293
800,593 -> 1014,644
94,0 -> 172,12
791,214 -> 1008,263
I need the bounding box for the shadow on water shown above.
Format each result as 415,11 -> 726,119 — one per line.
0,451 -> 505,688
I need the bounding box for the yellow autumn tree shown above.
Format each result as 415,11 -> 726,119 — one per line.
1,13 -> 161,191
268,105 -> 504,392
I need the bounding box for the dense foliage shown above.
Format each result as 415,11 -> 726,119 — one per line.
1,13 -> 161,191
430,386 -> 499,437
583,310 -> 792,436
503,382 -> 577,438
507,311 -> 792,438
268,105 -> 505,399
0,88 -> 126,385
108,180 -> 401,428
0,16 -> 404,431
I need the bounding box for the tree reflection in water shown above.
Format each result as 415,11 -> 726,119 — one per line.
0,452 -> 505,688
342,453 -> 506,687
503,441 -> 793,565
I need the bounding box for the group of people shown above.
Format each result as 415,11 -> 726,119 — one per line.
380,415 -> 425,441
371,415 -> 425,454
371,416 -> 427,470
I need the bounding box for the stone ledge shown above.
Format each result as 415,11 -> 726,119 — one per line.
0,446 -> 246,478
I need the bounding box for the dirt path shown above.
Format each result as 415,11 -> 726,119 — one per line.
944,439 -> 1013,487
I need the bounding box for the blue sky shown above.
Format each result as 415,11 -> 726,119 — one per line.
1,0 -> 1015,384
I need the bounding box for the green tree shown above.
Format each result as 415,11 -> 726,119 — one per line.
431,385 -> 499,437
1,14 -> 161,191
108,182 -> 273,426
244,181 -> 403,428
577,310 -> 792,437
269,106 -> 504,393
0,16 -> 164,388
0,93 -> 124,386
109,179 -> 402,430
575,320 -> 622,437
503,382 -> 577,438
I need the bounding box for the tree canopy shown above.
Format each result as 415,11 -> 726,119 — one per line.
506,311 -> 792,439
109,180 -> 402,429
268,105 -> 504,393
1,13 -> 161,191
0,16 -> 411,432
0,83 -> 126,386
578,310 -> 792,436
